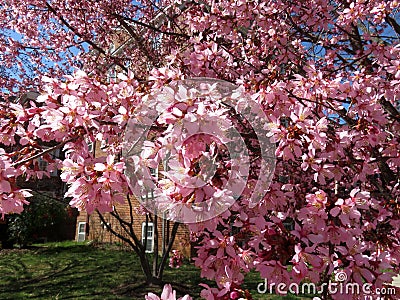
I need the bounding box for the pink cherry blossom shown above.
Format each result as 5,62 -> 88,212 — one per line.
146,284 -> 192,300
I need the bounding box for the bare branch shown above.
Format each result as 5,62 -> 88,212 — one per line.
385,15 -> 400,36
113,14 -> 189,38
12,138 -> 76,168
44,2 -> 130,74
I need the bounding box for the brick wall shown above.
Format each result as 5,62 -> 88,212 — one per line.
75,140 -> 192,258
76,202 -> 192,258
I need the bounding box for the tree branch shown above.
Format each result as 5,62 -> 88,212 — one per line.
44,2 -> 129,74
385,15 -> 400,36
115,15 -> 159,67
158,222 -> 180,279
12,138 -> 76,168
96,210 -> 139,251
112,14 -> 189,38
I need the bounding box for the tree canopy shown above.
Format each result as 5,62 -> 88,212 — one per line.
1,1 -> 400,299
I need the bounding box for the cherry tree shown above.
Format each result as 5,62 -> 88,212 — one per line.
1,1 -> 400,299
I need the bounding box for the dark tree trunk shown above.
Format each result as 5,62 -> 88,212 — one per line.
153,214 -> 159,277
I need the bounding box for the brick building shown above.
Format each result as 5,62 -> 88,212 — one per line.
75,141 -> 193,258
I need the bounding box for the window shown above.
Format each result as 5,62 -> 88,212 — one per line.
109,43 -> 116,55
77,222 -> 86,242
152,35 -> 162,51
38,156 -> 48,170
141,168 -> 158,201
280,117 -> 290,128
87,141 -> 94,153
107,69 -> 117,83
37,149 -> 60,177
142,222 -> 154,253
100,138 -> 108,149
283,219 -> 295,231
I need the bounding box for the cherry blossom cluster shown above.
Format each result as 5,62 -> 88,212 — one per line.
0,148 -> 31,217
169,250 -> 184,269
146,284 -> 192,300
123,80 -> 262,223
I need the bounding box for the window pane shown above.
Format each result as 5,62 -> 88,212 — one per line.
142,222 -> 154,252
78,223 -> 85,233
147,227 -> 153,237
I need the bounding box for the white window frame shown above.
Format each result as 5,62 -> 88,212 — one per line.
109,43 -> 116,55
142,222 -> 154,253
87,141 -> 94,154
77,222 -> 86,242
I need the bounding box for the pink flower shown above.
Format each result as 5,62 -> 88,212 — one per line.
387,60 -> 400,79
169,250 -> 184,268
330,197 -> 361,225
306,190 -> 327,209
145,284 -> 192,300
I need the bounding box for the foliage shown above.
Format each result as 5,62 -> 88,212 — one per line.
0,1 -> 400,299
7,194 -> 68,246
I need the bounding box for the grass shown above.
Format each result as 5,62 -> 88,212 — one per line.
0,241 -> 311,299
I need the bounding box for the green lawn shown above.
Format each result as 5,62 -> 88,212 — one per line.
0,242 -> 311,299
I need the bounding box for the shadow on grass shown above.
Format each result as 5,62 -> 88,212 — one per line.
0,243 -> 310,300
0,244 -> 142,299
0,243 -> 201,299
